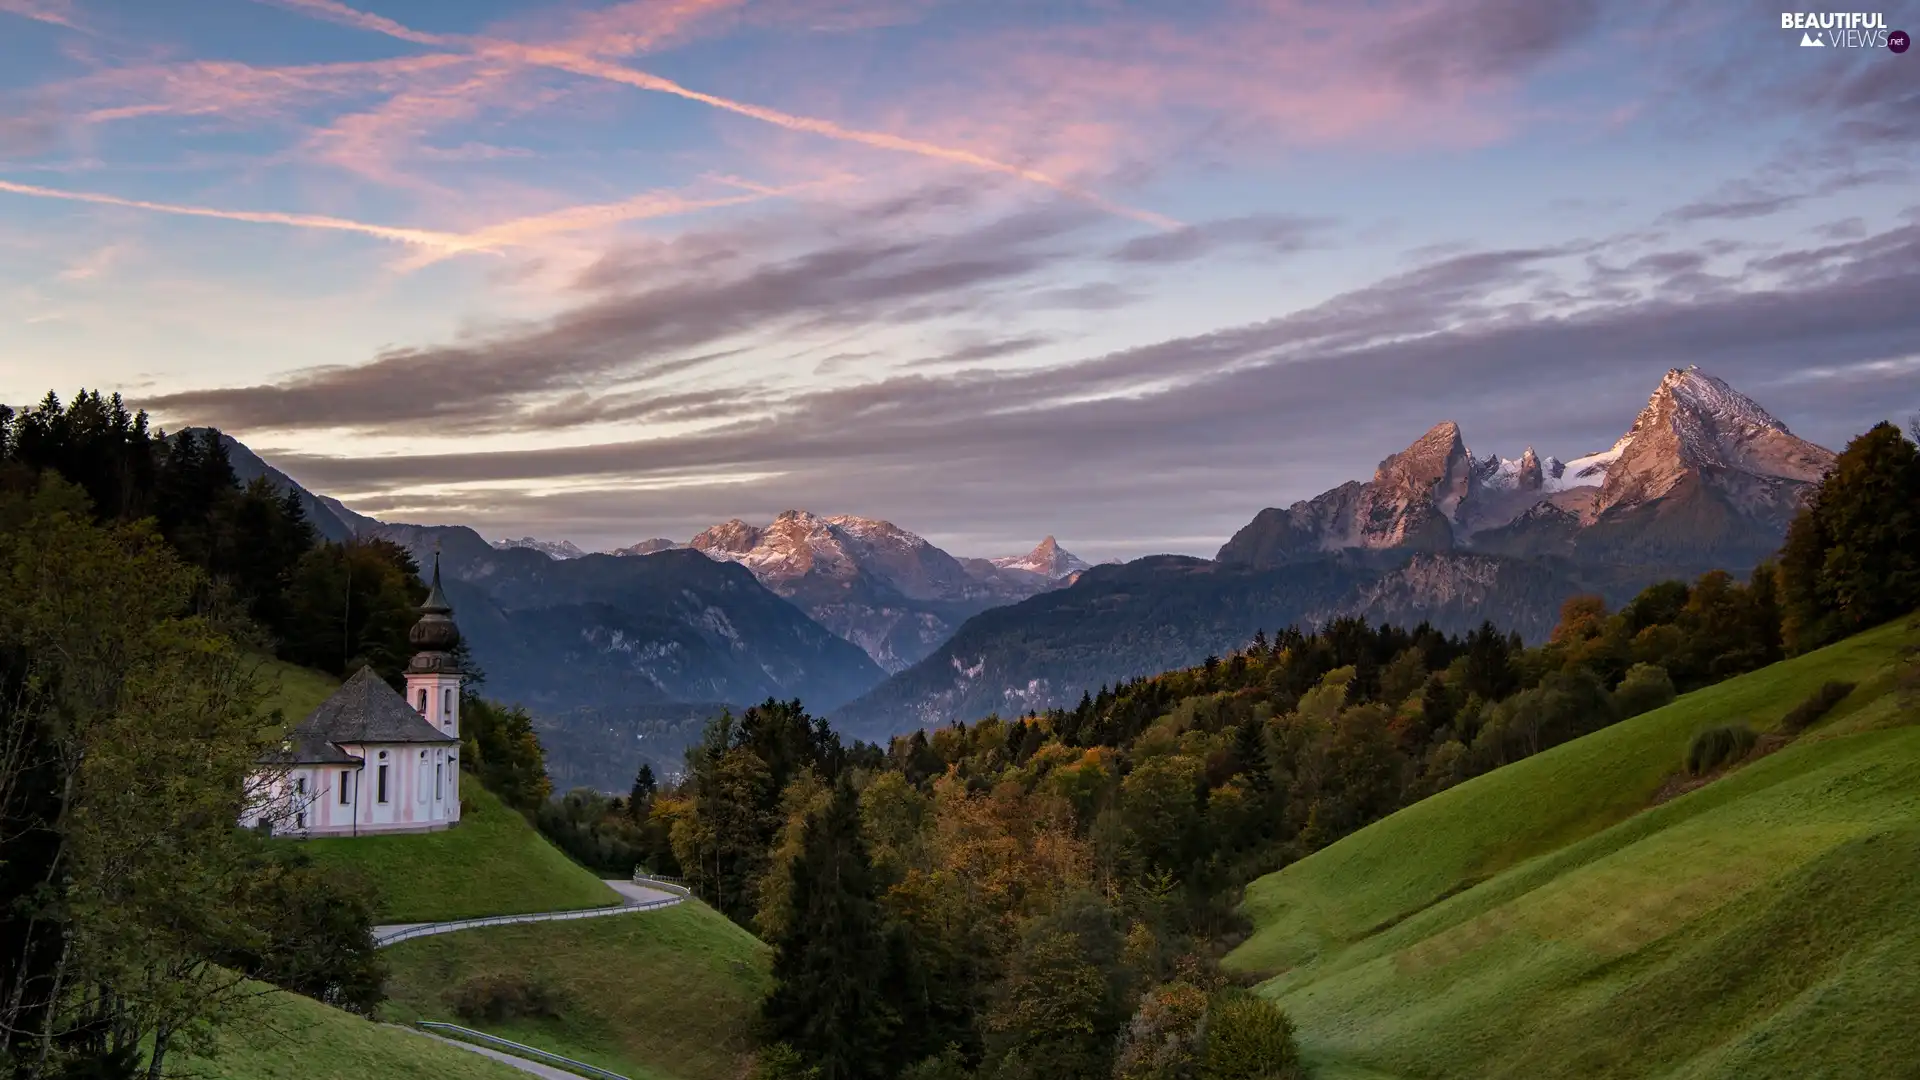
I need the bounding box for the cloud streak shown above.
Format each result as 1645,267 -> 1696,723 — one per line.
0,0 -> 79,29
256,0 -> 1180,228
0,177 -> 479,252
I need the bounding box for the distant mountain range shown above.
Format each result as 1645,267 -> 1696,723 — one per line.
832,368 -> 1835,738
482,511 -> 1087,673
211,366 -> 1835,779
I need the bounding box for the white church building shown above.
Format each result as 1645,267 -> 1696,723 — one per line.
247,558 -> 466,837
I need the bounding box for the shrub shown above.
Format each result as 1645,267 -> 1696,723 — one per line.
750,1044 -> 822,1080
1779,680 -> 1855,734
1114,980 -> 1209,1080
899,1046 -> 970,1080
1684,724 -> 1758,777
1612,663 -> 1677,719
444,972 -> 565,1024
1198,989 -> 1306,1080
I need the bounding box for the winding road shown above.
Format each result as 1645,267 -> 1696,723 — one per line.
375,877 -> 690,1080
372,878 -> 684,947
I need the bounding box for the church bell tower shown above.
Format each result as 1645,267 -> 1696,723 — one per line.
404,553 -> 464,738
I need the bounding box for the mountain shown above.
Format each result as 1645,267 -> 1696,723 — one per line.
1219,367 -> 1833,572
684,511 -> 1083,673
838,368 -> 1833,737
205,430 -> 356,543
358,521 -> 883,710
611,538 -> 681,556
316,494 -> 381,536
831,555 -> 1371,740
962,536 -> 1092,587
493,536 -> 588,560
829,548 -> 1651,739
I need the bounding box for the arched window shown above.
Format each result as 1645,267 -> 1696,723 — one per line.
444,688 -> 454,718
416,688 -> 427,714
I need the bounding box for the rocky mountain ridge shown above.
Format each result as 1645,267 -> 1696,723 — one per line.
493,536 -> 588,559
683,511 -> 1087,672
1218,367 -> 1833,570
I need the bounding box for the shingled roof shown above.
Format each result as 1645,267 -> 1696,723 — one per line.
261,666 -> 458,764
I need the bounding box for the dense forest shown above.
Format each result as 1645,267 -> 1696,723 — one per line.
553,421 -> 1920,1080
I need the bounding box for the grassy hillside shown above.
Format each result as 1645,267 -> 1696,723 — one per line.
181,983 -> 527,1080
253,656 -> 339,725
1225,614 -> 1920,1079
380,900 -> 772,1080
303,782 -> 619,922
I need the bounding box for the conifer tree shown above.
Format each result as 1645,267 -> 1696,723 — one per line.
762,778 -> 893,1080
628,762 -> 658,821
1779,422 -> 1920,651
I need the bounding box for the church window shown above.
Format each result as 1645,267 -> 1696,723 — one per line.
436,762 -> 444,800
445,688 -> 454,718
417,689 -> 427,714
339,770 -> 352,804
377,764 -> 389,803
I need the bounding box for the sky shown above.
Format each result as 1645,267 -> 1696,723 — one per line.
0,0 -> 1916,562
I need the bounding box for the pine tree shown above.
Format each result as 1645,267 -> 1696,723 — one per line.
628,763 -> 658,821
762,779 -> 893,1080
1780,422 -> 1920,651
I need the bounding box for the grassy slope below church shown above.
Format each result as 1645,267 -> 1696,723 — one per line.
1225,613 -> 1920,1080
180,982 -> 528,1080
303,782 -> 618,921
378,900 -> 771,1080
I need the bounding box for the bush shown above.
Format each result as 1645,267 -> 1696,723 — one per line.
1612,663 -> 1677,719
444,972 -> 565,1024
899,1046 -> 970,1080
1779,680 -> 1855,734
1198,990 -> 1306,1080
749,1044 -> 821,1080
1684,724 -> 1758,777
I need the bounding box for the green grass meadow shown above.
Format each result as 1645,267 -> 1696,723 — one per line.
302,782 -> 619,922
252,656 -> 340,729
379,900 -> 772,1080
181,984 -> 528,1080
1225,614 -> 1920,1080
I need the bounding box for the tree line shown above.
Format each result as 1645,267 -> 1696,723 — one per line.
551,420 -> 1920,1080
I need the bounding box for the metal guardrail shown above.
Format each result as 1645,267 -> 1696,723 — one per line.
418,1021 -> 630,1080
374,895 -> 681,947
630,871 -> 692,897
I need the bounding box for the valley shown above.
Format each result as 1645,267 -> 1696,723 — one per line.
231,367 -> 1844,773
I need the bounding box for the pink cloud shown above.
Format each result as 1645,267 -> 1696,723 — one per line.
255,0 -> 1180,228
0,0 -> 80,30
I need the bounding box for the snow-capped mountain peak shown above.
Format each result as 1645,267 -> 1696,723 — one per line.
990,536 -> 1090,580
610,538 -> 680,556
492,536 -> 586,560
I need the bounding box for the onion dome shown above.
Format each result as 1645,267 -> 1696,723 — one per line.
408,554 -> 461,654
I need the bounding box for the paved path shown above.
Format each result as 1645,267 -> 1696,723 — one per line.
372,879 -> 683,947
405,1026 -> 585,1080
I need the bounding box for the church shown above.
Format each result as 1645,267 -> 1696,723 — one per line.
246,558 -> 467,837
